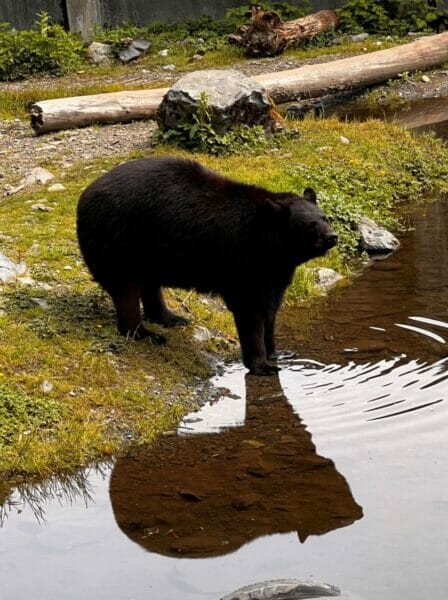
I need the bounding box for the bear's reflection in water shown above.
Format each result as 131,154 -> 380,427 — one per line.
110,374 -> 363,558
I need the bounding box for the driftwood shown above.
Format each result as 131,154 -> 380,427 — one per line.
228,7 -> 340,57
30,32 -> 448,135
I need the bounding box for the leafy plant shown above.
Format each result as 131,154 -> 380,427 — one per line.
338,0 -> 448,34
0,11 -> 84,81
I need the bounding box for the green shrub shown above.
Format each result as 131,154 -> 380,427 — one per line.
0,12 -> 84,81
338,0 -> 448,34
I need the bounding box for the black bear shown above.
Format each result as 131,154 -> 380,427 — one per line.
77,156 -> 337,375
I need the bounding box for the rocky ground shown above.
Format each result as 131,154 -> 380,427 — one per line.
1,52 -> 448,196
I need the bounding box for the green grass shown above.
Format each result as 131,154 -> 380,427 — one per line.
0,117 -> 447,479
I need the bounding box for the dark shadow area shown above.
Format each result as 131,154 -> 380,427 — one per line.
110,373 -> 363,558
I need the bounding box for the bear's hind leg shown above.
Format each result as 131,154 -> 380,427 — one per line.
141,285 -> 189,328
110,283 -> 166,344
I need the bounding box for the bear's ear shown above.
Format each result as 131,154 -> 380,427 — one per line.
303,187 -> 317,204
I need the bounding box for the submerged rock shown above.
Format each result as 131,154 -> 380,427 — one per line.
220,578 -> 341,600
356,216 -> 400,254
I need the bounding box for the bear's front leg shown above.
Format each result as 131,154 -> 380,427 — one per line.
232,308 -> 280,376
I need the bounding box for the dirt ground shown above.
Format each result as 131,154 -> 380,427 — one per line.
1,53 -> 448,195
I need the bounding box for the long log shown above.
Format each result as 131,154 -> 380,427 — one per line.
228,8 -> 340,57
30,32 -> 448,135
30,87 -> 169,134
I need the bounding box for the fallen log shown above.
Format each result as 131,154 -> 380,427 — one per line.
228,7 -> 340,57
30,87 -> 169,135
30,32 -> 448,135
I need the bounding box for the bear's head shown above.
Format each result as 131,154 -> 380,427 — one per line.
265,188 -> 338,264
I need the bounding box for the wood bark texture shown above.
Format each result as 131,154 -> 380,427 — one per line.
30,32 -> 448,135
228,8 -> 340,57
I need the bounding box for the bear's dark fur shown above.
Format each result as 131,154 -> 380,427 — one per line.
77,156 -> 337,375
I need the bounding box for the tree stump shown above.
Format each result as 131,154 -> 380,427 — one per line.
228,7 -> 340,57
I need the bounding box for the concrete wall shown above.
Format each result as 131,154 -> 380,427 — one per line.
66,0 -> 102,39
0,0 -> 65,27
2,1 -> 447,32
0,0 -> 342,30
98,0 -> 343,27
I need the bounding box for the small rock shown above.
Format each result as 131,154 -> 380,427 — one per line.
189,54 -> 204,62
340,135 -> 350,144
41,380 -> 53,394
132,39 -> 151,53
31,203 -> 51,212
193,326 -> 212,343
158,49 -> 169,56
162,64 -> 176,71
220,579 -> 342,600
311,267 -> 344,290
349,33 -> 369,42
86,42 -> 113,66
47,183 -> 66,192
31,297 -> 50,309
197,37 -> 205,44
0,252 -> 28,283
357,216 -> 400,254
22,167 -> 54,186
421,74 -> 431,83
119,45 -> 142,64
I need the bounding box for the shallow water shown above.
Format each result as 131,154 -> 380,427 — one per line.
328,95 -> 448,139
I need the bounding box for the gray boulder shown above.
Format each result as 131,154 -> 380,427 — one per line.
157,69 -> 274,134
357,216 -> 400,254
